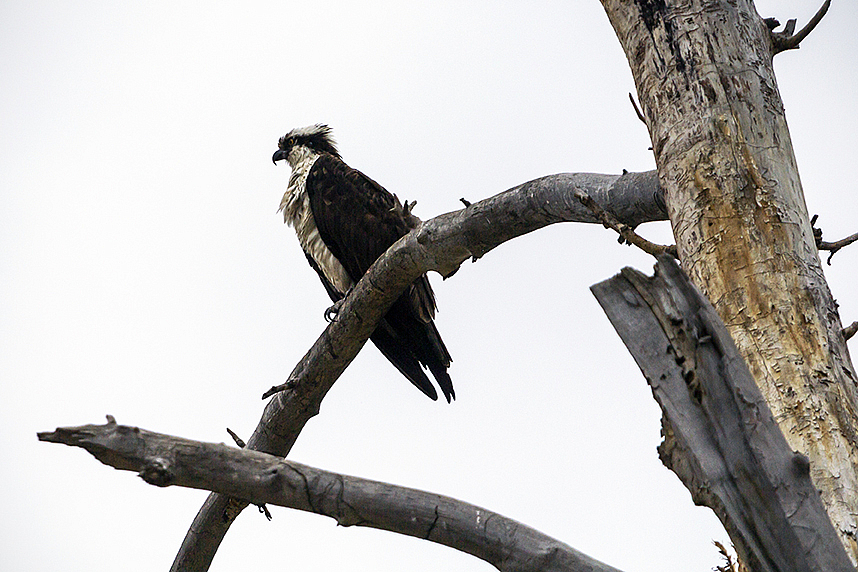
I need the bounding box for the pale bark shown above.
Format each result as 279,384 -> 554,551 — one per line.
171,170 -> 667,571
38,419 -> 624,572
601,0 -> 858,561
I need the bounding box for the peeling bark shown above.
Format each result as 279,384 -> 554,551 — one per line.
601,0 -> 858,561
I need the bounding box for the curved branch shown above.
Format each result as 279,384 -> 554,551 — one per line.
770,0 -> 831,55
172,170 -> 665,571
819,231 -> 858,265
39,419 -> 625,572
811,215 -> 858,265
628,92 -> 647,125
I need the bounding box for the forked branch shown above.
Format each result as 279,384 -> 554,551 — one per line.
769,0 -> 831,55
819,232 -> 858,265
810,214 -> 858,265
171,170 -> 666,571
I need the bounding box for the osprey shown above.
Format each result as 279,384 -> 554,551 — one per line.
272,124 -> 454,402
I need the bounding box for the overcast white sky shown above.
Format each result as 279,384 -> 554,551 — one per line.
2,1 -> 856,571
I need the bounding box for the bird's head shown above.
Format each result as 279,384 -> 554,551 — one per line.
272,124 -> 340,167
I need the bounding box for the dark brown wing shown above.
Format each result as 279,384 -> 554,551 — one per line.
306,154 -> 411,282
305,154 -> 454,402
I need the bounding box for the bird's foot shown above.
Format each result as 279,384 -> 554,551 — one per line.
324,289 -> 353,322
325,299 -> 345,322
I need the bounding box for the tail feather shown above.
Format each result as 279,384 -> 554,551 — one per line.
371,323 -> 439,401
428,361 -> 455,403
422,320 -> 454,402
386,295 -> 455,403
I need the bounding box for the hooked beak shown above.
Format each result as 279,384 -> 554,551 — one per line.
272,149 -> 287,165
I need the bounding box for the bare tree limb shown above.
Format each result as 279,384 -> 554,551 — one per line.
171,170 -> 665,571
843,321 -> 858,342
819,233 -> 858,266
810,214 -> 858,265
769,0 -> 831,55
38,418 -> 625,572
591,256 -> 854,572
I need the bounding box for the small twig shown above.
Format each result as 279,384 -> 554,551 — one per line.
262,378 -> 296,400
770,0 -> 830,54
459,198 -> 471,207
811,214 -> 823,246
262,383 -> 286,400
809,215 -> 857,265
628,93 -> 646,125
225,428 -> 271,519
226,428 -> 246,449
819,231 -> 858,265
843,321 -> 858,342
764,18 -> 780,31
257,503 -> 273,521
574,187 -> 677,258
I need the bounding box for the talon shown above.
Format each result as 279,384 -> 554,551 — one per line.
325,299 -> 344,322
324,306 -> 337,322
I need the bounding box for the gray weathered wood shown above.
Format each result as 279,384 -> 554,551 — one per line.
591,255 -> 853,572
39,418 -> 624,572
171,170 -> 666,571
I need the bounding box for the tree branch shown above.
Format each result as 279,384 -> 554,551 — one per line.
843,321 -> 858,342
38,418 -> 625,572
591,256 -> 854,572
572,186 -> 675,257
171,170 -> 665,571
810,214 -> 858,265
819,232 -> 858,266
628,92 -> 646,126
769,0 -> 831,55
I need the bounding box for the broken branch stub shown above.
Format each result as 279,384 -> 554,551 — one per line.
591,255 -> 852,572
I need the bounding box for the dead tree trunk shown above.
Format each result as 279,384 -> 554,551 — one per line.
601,0 -> 858,561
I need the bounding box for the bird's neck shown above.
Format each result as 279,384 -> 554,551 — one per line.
286,144 -> 318,169
279,148 -> 320,227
